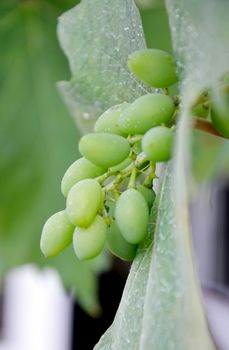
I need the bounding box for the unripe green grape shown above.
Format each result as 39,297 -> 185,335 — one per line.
61,157 -> 105,197
94,102 -> 129,136
109,157 -> 132,172
40,210 -> 74,257
79,133 -> 131,168
73,215 -> 107,260
142,126 -> 174,163
191,103 -> 209,119
115,188 -> 149,244
107,220 -> 137,261
137,185 -> 156,210
128,49 -> 178,88
210,91 -> 229,138
119,93 -> 175,135
66,179 -> 102,227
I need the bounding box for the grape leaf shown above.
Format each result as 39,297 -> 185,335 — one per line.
93,0 -> 229,348
47,247 -> 109,316
94,162 -> 215,349
57,0 -> 152,133
0,1 -> 108,314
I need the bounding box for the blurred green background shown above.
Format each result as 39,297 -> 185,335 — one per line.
0,0 -> 88,269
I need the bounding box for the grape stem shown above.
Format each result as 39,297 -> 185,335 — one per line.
128,168 -> 137,189
99,152 -> 150,194
127,135 -> 143,145
143,163 -> 157,186
97,152 -> 148,186
163,87 -> 169,95
103,169 -> 131,193
102,207 -> 111,225
134,152 -> 148,167
97,170 -> 117,184
172,95 -> 180,106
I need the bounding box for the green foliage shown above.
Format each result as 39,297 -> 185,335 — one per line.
211,89 -> 229,138
94,164 -> 215,350
49,246 -> 108,316
57,0 -> 152,133
0,0 -> 109,315
192,131 -> 229,183
2,0 -> 229,340
0,0 -> 77,270
140,3 -> 172,52
55,0 -> 228,347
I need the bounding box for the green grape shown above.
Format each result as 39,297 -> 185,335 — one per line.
211,90 -> 229,138
61,157 -> 105,197
115,188 -> 149,244
40,210 -> 74,257
142,126 -> 174,163
119,93 -> 175,135
191,103 -> 209,119
79,133 -> 131,168
107,220 -> 137,261
109,157 -> 132,172
128,49 -> 178,88
73,215 -> 107,260
137,185 -> 156,210
66,179 -> 102,227
94,102 -> 129,136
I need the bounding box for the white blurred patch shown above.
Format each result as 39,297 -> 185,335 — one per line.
1,265 -> 72,350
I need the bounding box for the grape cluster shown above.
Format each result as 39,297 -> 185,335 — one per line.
40,48 -> 229,263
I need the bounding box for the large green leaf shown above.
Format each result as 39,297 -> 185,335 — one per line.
92,0 -> 229,348
55,0 -> 228,344
55,0 -> 222,346
48,246 -> 109,315
94,163 -> 215,349
0,1 -> 108,314
57,0 -> 152,133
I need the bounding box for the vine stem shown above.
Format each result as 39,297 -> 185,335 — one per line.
127,135 -> 143,145
96,152 -> 148,186
128,168 -> 137,189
